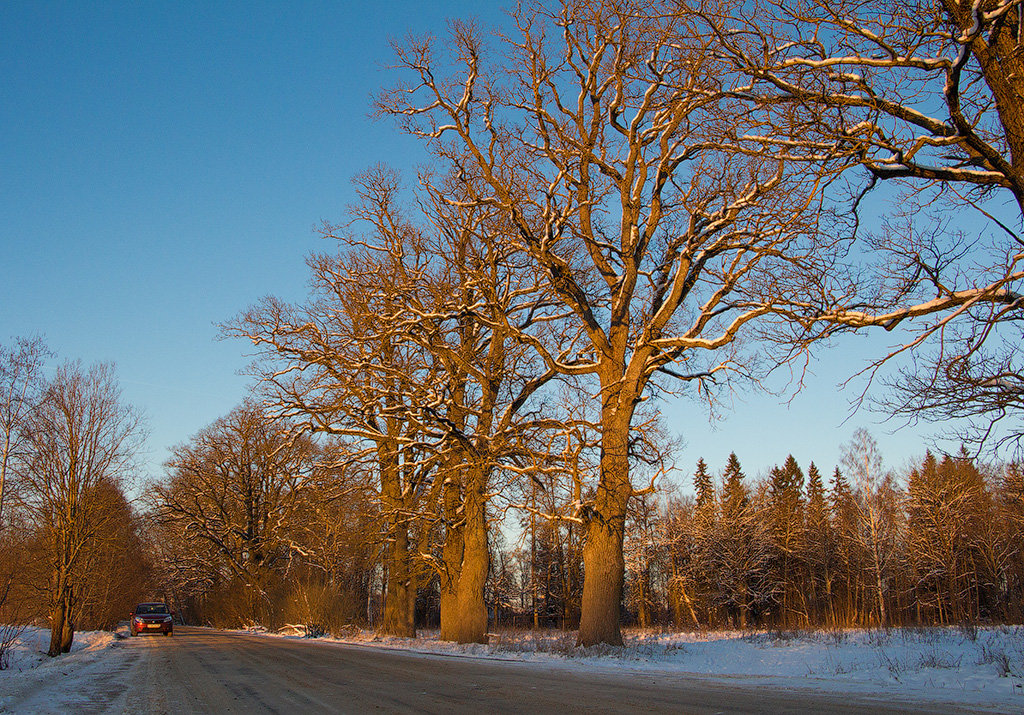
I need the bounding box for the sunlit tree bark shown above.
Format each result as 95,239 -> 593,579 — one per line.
378,0 -> 840,645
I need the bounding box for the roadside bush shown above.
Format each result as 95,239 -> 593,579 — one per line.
278,578 -> 361,636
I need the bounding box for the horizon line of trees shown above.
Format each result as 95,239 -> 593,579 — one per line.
147,398 -> 1024,636
1,334 -> 1020,658
630,440 -> 1024,631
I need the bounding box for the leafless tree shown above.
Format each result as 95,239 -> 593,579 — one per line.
377,0 -> 842,645
0,336 -> 50,655
234,161 -> 576,642
71,477 -> 154,630
839,429 -> 901,626
346,169 -> 563,643
154,403 -> 318,625
692,0 -> 1024,454
0,336 -> 50,531
17,361 -> 143,656
232,188 -> 446,637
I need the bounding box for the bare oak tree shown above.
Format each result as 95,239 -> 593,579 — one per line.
695,0 -> 1024,453
233,199 -> 444,637
378,0 -> 841,645
155,403 -> 318,625
235,164 -> 570,642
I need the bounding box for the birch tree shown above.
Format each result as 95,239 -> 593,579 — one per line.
18,362 -> 143,656
839,429 -> 901,626
378,0 -> 841,645
0,336 -> 50,532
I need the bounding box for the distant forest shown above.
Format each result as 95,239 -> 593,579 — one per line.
153,426 -> 1024,634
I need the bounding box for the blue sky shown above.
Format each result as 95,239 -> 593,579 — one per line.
1,1 -> 961,488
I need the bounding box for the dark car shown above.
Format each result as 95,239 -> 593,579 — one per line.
130,602 -> 174,636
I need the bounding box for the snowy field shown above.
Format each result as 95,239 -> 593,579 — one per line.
256,624 -> 1024,711
0,624 -> 1021,712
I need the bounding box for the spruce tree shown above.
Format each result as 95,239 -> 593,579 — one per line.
689,458 -> 716,624
1001,462 -> 1024,523
716,453 -> 761,628
998,463 -> 1024,620
804,462 -> 831,624
721,452 -> 747,521
829,467 -> 857,625
693,458 -> 715,515
766,456 -> 807,626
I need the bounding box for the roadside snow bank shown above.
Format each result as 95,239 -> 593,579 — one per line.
0,626 -> 118,702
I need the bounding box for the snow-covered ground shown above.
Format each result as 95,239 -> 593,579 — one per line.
0,626 -> 120,712
256,624 -> 1024,711
0,626 -> 116,674
2,624 -> 1022,712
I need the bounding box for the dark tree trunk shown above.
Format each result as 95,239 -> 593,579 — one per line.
439,469 -> 463,641
47,600 -> 66,657
380,521 -> 416,637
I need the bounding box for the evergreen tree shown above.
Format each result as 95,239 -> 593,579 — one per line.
684,459 -> 717,626
693,458 -> 715,515
714,453 -> 768,628
721,453 -> 748,522
804,462 -> 833,624
1001,463 -> 1024,526
997,463 -> 1024,620
767,455 -> 807,627
907,450 -> 991,623
829,467 -> 859,625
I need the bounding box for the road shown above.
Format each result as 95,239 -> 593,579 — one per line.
0,627 -> 1001,714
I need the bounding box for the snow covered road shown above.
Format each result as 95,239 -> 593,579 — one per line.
0,626 -> 1016,713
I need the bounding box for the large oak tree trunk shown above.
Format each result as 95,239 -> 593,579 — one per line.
377,436 -> 417,638
453,466 -> 488,644
439,472 -> 463,641
381,521 -> 416,637
576,404 -> 632,647
578,519 -> 626,646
